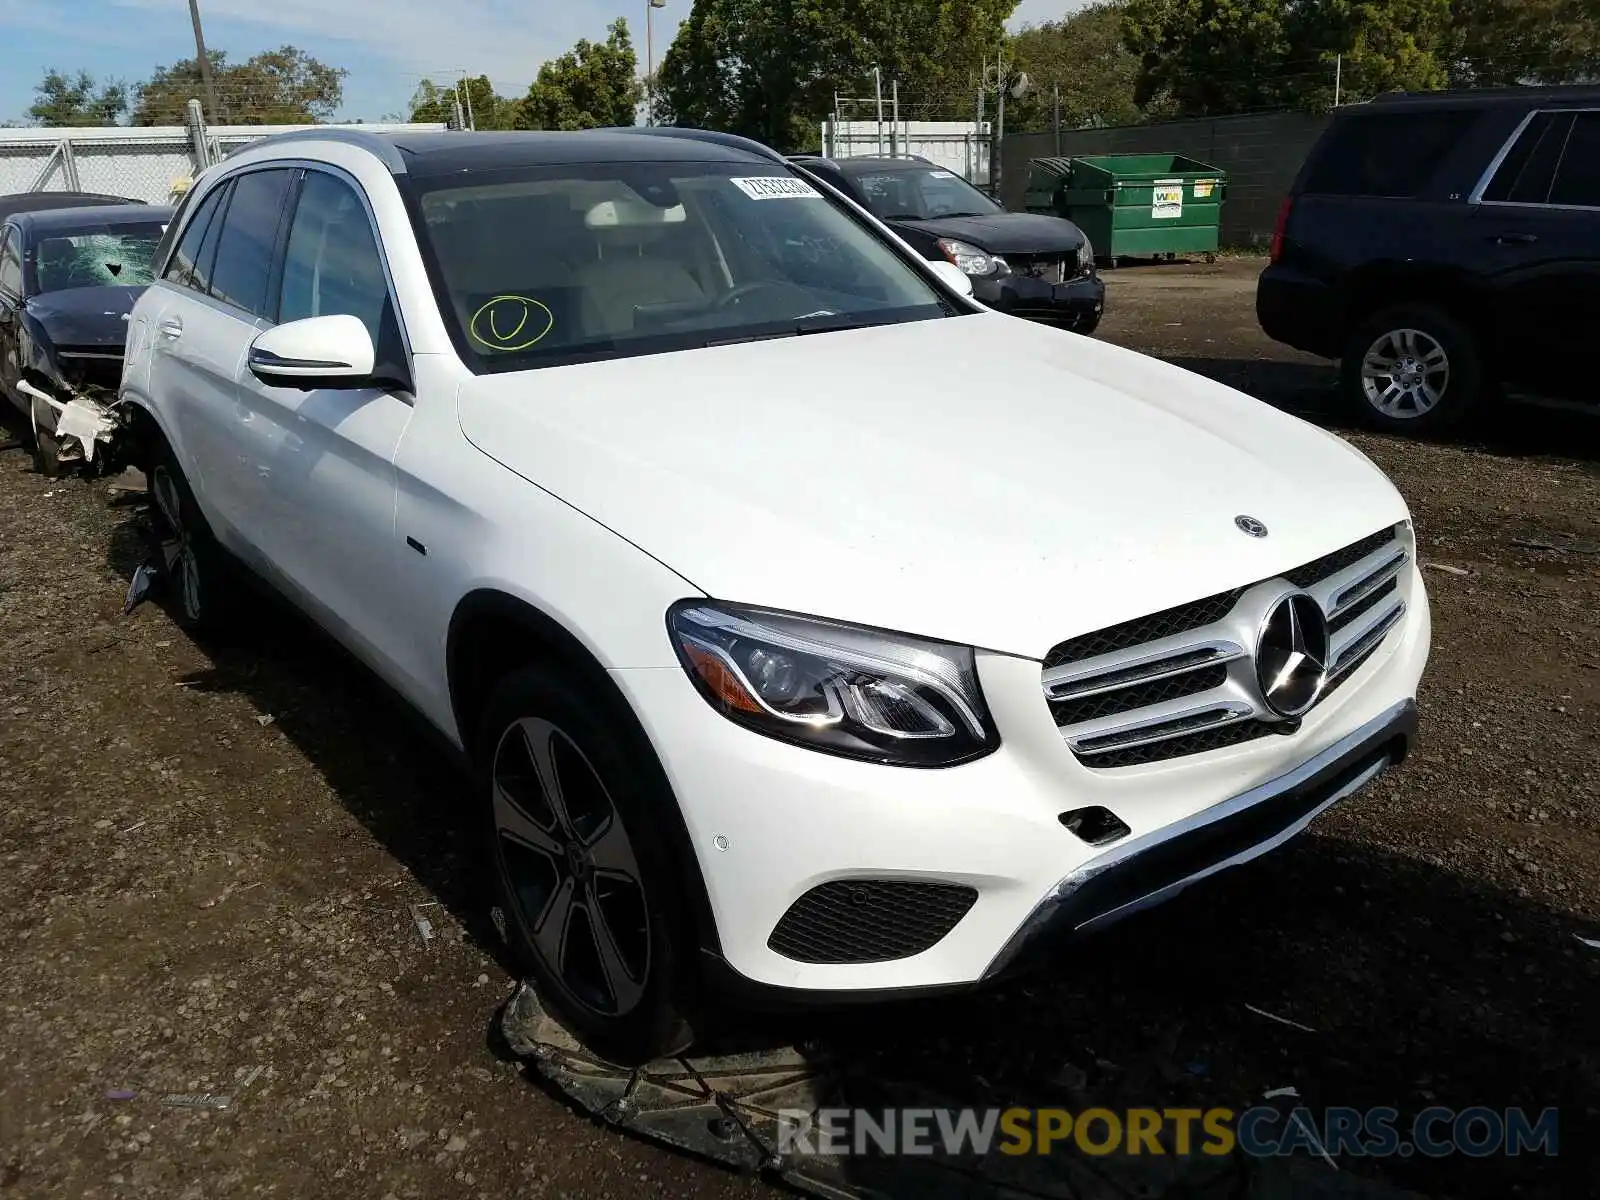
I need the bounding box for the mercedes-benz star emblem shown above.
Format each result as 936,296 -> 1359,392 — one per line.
1235,514 -> 1269,538
1256,592 -> 1330,718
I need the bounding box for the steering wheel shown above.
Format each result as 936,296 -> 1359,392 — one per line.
712,281 -> 793,311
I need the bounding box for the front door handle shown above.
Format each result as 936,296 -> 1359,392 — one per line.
1488,232 -> 1538,245
158,316 -> 184,339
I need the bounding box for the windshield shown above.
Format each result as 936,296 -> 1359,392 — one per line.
30,223 -> 166,294
851,168 -> 1003,221
408,161 -> 953,372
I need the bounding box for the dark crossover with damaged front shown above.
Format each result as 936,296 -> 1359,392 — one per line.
790,155 -> 1105,333
0,202 -> 174,475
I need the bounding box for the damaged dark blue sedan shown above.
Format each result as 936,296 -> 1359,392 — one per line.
0,202 -> 173,475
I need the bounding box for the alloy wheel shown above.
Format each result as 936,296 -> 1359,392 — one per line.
151,467 -> 202,622
1360,327 -> 1450,419
492,717 -> 651,1017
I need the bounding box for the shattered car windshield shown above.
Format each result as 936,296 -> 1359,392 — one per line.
409,160 -> 953,372
31,224 -> 166,294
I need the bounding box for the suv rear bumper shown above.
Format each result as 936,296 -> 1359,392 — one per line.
1257,264 -> 1341,359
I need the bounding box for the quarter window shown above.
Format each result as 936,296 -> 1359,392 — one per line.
208,168 -> 294,317
278,171 -> 392,345
1482,112 -> 1572,204
0,227 -> 21,295
164,183 -> 228,290
1549,113 -> 1600,208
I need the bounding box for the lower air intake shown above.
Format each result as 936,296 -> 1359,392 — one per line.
768,880 -> 978,964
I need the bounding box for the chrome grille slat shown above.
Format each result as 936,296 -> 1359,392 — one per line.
1072,702 -> 1257,757
1042,638 -> 1245,701
1331,599 -> 1406,677
1044,524 -> 1411,769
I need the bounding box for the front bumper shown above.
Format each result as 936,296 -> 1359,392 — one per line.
974,270 -> 1105,329
610,569 -> 1429,1000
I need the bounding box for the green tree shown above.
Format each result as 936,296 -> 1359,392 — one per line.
29,69 -> 129,126
1121,0 -> 1460,114
654,0 -> 1016,152
1005,4 -> 1143,132
409,75 -> 516,129
133,46 -> 347,126
1443,0 -> 1600,86
517,19 -> 643,130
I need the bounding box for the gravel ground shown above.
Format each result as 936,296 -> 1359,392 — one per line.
1,257 -> 1595,1200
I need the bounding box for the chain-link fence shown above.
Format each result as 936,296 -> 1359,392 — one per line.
0,118 -> 447,206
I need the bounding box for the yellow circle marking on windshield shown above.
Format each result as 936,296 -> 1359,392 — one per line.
469,295 -> 554,352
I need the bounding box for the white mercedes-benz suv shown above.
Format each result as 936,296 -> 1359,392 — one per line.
119,127 -> 1429,1062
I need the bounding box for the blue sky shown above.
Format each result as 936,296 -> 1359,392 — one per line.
0,0 -> 1082,126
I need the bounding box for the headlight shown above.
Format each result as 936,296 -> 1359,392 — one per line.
1077,239 -> 1095,272
668,601 -> 998,767
937,238 -> 1003,277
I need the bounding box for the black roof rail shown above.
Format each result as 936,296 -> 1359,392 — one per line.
225,127 -> 412,173
607,125 -> 790,166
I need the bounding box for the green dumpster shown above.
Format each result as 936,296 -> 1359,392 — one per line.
1023,154 -> 1227,261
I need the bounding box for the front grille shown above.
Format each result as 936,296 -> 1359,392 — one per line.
1044,525 -> 1409,769
768,880 -> 977,964
1087,719 -> 1282,769
1010,255 -> 1069,283
1043,591 -> 1241,669
1050,664 -> 1226,726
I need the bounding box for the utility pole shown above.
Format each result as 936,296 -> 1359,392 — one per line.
1053,83 -> 1061,157
891,78 -> 899,157
461,76 -> 476,130
187,0 -> 222,125
646,0 -> 666,125
1334,54 -> 1342,107
872,65 -> 885,156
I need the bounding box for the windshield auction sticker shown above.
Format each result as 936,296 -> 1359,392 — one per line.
730,176 -> 822,200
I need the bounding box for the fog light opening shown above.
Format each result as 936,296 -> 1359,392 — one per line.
1059,806 -> 1132,846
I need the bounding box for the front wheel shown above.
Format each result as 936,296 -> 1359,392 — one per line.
480,668 -> 697,1064
145,445 -> 247,634
1341,305 -> 1483,435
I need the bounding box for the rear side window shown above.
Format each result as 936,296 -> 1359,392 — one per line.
1549,113 -> 1600,207
1303,110 -> 1478,198
164,183 -> 228,290
1481,112 -> 1572,204
208,168 -> 294,317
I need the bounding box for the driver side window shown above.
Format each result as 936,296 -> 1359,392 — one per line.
278,171 -> 392,347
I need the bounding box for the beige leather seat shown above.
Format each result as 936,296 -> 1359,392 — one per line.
576,223 -> 707,338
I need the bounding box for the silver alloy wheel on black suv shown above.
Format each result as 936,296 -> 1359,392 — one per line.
1341,304 -> 1483,434
1360,327 -> 1450,419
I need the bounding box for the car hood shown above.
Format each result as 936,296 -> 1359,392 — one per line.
24,285 -> 143,348
896,212 -> 1086,256
457,316 -> 1409,659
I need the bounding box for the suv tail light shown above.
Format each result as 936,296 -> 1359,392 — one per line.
1270,195 -> 1294,263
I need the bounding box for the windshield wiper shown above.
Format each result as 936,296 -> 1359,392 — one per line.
704,316 -> 893,348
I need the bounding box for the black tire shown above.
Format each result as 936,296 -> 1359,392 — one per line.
479,666 -> 697,1064
31,425 -> 66,478
145,443 -> 247,635
1340,304 -> 1483,435
1071,312 -> 1102,337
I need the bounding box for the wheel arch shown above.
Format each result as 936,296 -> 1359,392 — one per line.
446,588 -> 725,961
1339,263 -> 1496,365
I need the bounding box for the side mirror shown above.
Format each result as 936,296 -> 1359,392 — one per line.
247,314 -> 375,390
928,259 -> 975,298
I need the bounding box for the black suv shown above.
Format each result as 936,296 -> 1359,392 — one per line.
791,154 -> 1105,333
1258,86 -> 1600,434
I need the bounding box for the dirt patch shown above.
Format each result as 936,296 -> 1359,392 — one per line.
2,260 -> 1596,1199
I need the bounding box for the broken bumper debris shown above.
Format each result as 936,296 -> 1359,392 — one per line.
17,377 -> 126,468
